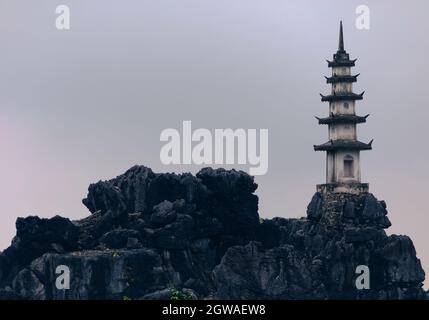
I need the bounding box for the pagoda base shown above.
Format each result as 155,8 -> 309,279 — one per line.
317,182 -> 369,195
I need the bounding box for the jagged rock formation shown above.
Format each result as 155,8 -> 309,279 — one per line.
0,166 -> 426,299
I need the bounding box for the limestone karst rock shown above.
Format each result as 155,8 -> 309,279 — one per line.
0,166 -> 426,299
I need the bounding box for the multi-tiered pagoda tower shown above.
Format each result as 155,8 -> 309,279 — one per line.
314,21 -> 373,194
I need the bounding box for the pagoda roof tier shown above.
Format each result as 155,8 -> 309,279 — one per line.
315,114 -> 369,125
325,74 -> 359,84
327,58 -> 356,68
320,91 -> 364,102
314,139 -> 373,151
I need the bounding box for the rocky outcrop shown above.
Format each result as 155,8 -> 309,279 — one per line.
0,165 -> 426,299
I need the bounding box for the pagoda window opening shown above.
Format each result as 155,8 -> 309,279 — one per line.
343,155 -> 354,177
344,102 -> 349,109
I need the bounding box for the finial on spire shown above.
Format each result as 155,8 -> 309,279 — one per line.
339,21 -> 344,51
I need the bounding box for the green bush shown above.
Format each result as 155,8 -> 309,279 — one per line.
170,289 -> 193,300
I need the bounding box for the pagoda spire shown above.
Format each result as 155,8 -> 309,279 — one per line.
338,21 -> 344,52
327,22 -> 355,67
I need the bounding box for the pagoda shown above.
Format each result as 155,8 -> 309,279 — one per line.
314,21 -> 373,194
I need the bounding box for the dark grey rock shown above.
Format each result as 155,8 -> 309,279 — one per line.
344,227 -> 382,243
126,237 -> 141,249
0,165 -> 426,300
150,200 -> 177,227
99,229 -> 140,249
142,288 -> 172,300
307,192 -> 323,221
343,201 -> 355,219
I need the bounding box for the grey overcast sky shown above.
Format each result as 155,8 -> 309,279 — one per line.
0,0 -> 428,287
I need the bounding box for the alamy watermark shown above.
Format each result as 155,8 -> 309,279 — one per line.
55,265 -> 70,290
56,5 -> 70,30
355,5 -> 370,30
355,265 -> 370,290
160,121 -> 269,176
